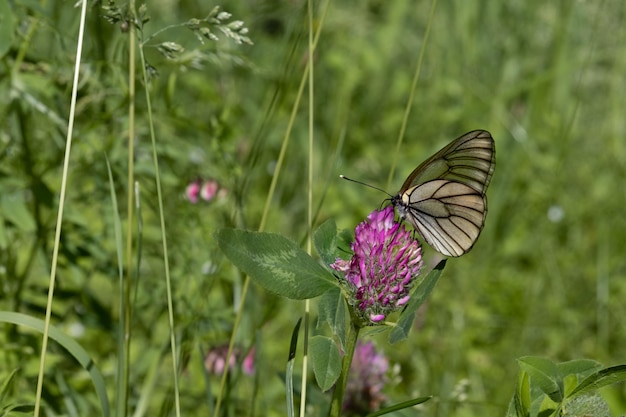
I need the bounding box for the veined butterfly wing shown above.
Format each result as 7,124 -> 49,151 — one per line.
392,130 -> 495,257
398,130 -> 495,193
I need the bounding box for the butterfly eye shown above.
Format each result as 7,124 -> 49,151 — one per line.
391,130 -> 495,257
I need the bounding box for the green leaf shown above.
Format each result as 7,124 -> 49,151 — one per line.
505,396 -> 521,417
0,195 -> 36,232
0,0 -> 13,59
569,364 -> 626,398
388,260 -> 446,344
0,312 -> 110,417
317,287 -> 348,349
286,319 -> 302,417
0,212 -> 7,250
216,228 -> 338,299
0,368 -> 19,406
313,218 -> 338,267
365,396 -> 432,416
518,356 -> 563,403
0,403 -> 35,415
288,318 -> 302,362
310,335 -> 341,392
558,359 -> 603,397
557,359 -> 602,379
563,393 -> 611,417
562,374 -> 580,401
514,368 -> 531,417
536,395 -> 558,417
337,228 -> 354,255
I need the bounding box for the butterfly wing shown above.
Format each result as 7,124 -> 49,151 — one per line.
398,130 -> 495,195
396,180 -> 486,257
393,130 -> 495,257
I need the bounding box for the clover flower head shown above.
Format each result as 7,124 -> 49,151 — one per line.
331,206 -> 423,324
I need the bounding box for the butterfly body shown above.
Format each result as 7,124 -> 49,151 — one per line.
391,130 -> 495,257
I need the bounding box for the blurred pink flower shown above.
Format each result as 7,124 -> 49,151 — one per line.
242,346 -> 255,375
204,345 -> 236,375
201,179 -> 219,202
186,178 -> 227,203
343,341 -> 389,415
204,345 -> 255,376
185,180 -> 201,203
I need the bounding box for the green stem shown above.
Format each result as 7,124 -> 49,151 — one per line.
328,320 -> 361,417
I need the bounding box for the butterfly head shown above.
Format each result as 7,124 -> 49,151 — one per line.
390,193 -> 408,221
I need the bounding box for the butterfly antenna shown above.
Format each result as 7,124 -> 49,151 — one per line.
339,175 -> 392,197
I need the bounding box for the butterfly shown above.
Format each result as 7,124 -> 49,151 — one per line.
390,130 -> 495,257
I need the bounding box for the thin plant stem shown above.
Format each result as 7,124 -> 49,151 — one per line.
328,320 -> 360,417
386,0 -> 438,191
33,0 -> 88,415
136,26 -> 182,417
300,1 -> 316,415
141,24 -> 186,46
120,4 -> 137,416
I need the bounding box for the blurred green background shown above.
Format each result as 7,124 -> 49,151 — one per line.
1,0 -> 625,416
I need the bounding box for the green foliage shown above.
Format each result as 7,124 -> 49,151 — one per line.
0,0 -> 13,59
0,0 -> 625,415
509,357 -> 626,417
518,356 -> 564,403
562,394 -> 612,417
310,335 -> 342,392
571,365 -> 626,398
367,396 -> 433,417
317,288 -> 348,349
313,218 -> 339,267
215,228 -> 337,299
0,368 -> 34,416
0,312 -> 109,417
389,259 -> 445,344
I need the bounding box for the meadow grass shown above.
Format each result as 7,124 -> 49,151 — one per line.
0,0 -> 625,416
